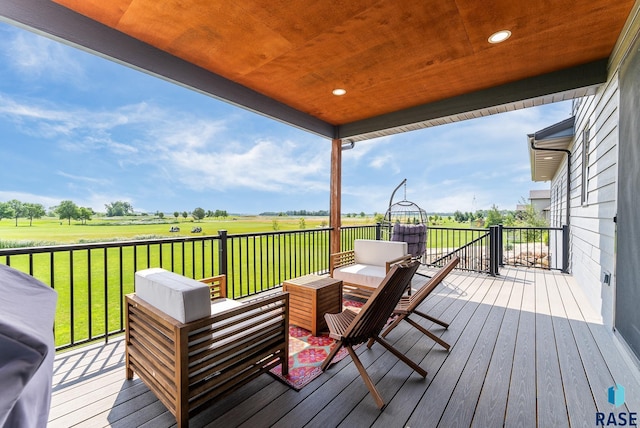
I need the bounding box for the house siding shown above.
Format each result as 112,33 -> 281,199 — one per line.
549,60 -> 623,327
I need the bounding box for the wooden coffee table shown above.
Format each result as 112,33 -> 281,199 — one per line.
282,275 -> 343,335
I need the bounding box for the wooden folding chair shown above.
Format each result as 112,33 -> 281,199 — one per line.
321,260 -> 426,409
381,256 -> 459,350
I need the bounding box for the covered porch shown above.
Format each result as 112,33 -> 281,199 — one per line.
48,266 -> 640,427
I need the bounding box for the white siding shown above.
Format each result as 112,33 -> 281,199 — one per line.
541,2 -> 640,349
548,44 -> 630,328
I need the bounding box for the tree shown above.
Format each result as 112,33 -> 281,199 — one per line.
0,201 -> 15,222
192,207 -> 205,221
104,201 -> 133,217
24,203 -> 46,226
56,200 -> 79,225
298,218 -> 306,229
158,212 -> 164,219
8,199 -> 24,227
484,204 -> 504,227
182,211 -> 188,219
214,209 -> 228,218
174,211 -> 179,220
76,207 -> 94,225
272,219 -> 280,231
502,211 -> 516,226
516,197 -> 548,226
359,212 -> 365,218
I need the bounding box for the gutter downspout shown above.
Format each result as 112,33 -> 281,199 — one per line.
529,137 -> 571,228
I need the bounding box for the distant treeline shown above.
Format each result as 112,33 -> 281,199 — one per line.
260,210 -> 330,216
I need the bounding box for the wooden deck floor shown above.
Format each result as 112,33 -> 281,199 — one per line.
48,267 -> 640,427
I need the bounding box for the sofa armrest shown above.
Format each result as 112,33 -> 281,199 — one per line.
199,274 -> 227,300
330,250 -> 355,275
385,254 -> 413,273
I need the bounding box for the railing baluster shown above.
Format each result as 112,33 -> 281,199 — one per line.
70,250 -> 75,346
87,249 -> 92,340
119,246 -> 124,338
180,241 -> 185,276
105,247 -> 114,335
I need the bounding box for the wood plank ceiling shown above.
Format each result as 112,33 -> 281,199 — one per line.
2,0 -> 636,140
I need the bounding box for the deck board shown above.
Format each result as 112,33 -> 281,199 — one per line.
535,270 -> 570,428
404,273 -> 499,427
546,271 -> 598,426
48,267 -> 640,427
470,267 -> 523,428
504,269 -> 537,427
437,275 -> 510,427
370,270 -> 491,428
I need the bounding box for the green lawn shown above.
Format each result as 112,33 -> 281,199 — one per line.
1,215 -> 480,348
0,215 -> 340,244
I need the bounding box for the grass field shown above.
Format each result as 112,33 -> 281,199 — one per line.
0,214 -> 379,246
1,214 -> 478,348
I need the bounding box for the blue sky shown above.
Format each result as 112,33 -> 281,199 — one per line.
0,23 -> 571,216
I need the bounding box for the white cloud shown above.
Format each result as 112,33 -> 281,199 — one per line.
155,137 -> 329,193
3,31 -> 85,82
56,171 -> 112,185
0,191 -> 61,210
0,89 -> 334,198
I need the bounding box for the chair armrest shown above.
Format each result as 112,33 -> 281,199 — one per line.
330,250 -> 355,275
385,254 -> 413,273
199,274 -> 227,299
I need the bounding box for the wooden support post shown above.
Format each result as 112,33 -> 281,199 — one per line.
330,138 -> 342,256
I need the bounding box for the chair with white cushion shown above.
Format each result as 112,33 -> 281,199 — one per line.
330,239 -> 411,297
125,268 -> 289,428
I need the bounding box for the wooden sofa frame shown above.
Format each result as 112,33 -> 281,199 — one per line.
125,274 -> 289,427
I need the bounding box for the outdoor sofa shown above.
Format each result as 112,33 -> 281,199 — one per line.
330,239 -> 410,297
125,268 -> 289,428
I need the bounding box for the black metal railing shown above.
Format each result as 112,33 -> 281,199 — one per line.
220,228 -> 332,299
423,227 -> 493,273
0,228 -> 334,350
339,225 -> 378,251
499,225 -> 568,271
389,224 -> 568,275
0,223 -> 568,351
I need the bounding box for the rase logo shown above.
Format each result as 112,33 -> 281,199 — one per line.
596,384 -> 637,426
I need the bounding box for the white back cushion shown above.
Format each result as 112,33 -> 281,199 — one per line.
135,268 -> 211,323
354,240 -> 408,266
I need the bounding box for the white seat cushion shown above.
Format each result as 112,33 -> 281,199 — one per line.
353,240 -> 408,266
210,298 -> 243,314
333,264 -> 387,289
135,268 -> 211,323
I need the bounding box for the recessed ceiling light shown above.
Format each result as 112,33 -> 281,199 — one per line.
488,30 -> 511,44
543,156 -> 554,160
540,175 -> 547,178
332,88 -> 347,96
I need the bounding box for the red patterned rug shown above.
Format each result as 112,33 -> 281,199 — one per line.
269,298 -> 365,391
